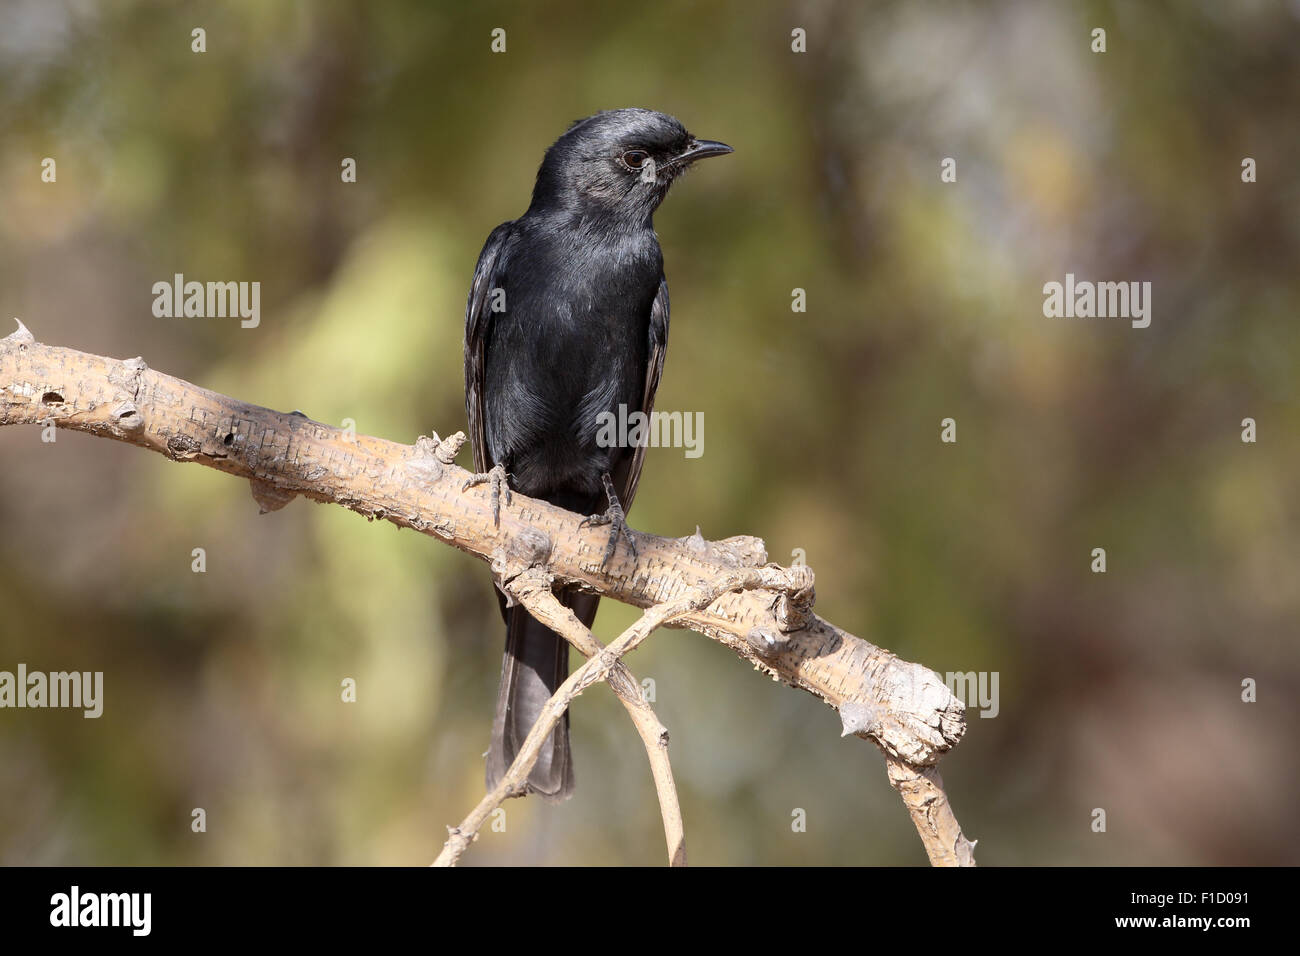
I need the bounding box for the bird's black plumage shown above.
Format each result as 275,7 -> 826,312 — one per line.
464,108 -> 731,799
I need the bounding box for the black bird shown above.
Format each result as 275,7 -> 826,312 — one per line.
464,109 -> 732,800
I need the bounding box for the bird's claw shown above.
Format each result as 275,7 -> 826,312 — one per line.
462,463 -> 512,528
580,474 -> 637,570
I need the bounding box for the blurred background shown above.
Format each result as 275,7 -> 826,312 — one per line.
1,0 -> 1297,865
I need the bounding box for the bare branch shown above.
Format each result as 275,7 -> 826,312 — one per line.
1,327 -> 975,864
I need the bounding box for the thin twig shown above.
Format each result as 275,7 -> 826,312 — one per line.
506,568 -> 686,865
433,565 -> 792,867
885,755 -> 977,866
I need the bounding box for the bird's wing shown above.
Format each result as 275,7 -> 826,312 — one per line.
464,222 -> 513,475
613,275 -> 670,512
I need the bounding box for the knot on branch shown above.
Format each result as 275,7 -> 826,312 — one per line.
415,431 -> 467,466
108,356 -> 149,399
839,700 -> 882,738
680,527 -> 768,567
166,434 -> 202,460
111,401 -> 143,432
410,432 -> 466,482
771,563 -> 816,632
746,626 -> 790,658
501,565 -> 553,598
3,319 -> 35,347
506,525 -> 553,568
249,477 -> 298,514
493,539 -> 554,605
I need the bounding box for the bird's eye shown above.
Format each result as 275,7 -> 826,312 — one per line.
621,149 -> 650,169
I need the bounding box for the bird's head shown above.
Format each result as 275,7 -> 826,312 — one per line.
528,108 -> 732,224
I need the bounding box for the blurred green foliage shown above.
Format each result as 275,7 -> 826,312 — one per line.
1,0 -> 1297,864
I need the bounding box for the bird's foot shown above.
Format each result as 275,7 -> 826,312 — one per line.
462,463 -> 512,528
579,474 -> 638,570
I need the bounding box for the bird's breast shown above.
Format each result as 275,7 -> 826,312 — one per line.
482,234 -> 658,499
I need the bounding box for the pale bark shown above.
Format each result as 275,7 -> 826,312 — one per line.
1,323 -> 975,865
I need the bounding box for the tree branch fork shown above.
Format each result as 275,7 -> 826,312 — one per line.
0,321 -> 975,866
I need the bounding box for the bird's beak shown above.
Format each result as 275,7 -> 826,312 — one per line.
676,139 -> 734,165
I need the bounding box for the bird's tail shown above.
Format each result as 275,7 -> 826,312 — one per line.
486,589 -> 598,801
